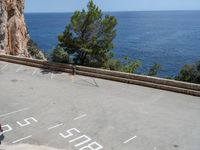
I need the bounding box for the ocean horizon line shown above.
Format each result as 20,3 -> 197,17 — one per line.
25,10 -> 200,77
25,9 -> 200,14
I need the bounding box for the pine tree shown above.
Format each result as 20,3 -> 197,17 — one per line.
54,0 -> 117,67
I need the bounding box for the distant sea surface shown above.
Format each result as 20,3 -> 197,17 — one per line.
25,11 -> 200,77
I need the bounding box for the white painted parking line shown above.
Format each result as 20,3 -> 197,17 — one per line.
32,68 -> 38,75
0,107 -> 30,118
47,123 -> 63,130
16,66 -> 23,72
2,124 -> 13,133
12,135 -> 32,144
1,64 -> 8,70
123,136 -> 137,144
73,114 -> 87,121
51,72 -> 54,79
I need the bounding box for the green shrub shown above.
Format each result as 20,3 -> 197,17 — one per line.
147,63 -> 161,76
52,46 -> 69,63
103,56 -> 141,74
28,39 -> 46,60
121,56 -> 141,73
103,59 -> 122,71
176,61 -> 200,84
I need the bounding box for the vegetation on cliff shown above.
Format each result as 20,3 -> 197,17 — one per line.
52,46 -> 69,63
27,39 -> 47,60
176,61 -> 200,84
147,63 -> 161,76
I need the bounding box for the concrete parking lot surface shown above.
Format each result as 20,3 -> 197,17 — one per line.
0,61 -> 200,150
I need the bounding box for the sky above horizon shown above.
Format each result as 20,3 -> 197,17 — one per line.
25,0 -> 200,13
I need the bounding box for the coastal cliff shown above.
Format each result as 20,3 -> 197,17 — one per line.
0,0 -> 29,56
0,0 -> 45,59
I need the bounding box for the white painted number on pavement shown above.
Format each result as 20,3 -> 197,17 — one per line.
79,142 -> 103,150
59,128 -> 103,150
59,128 -> 80,139
17,117 -> 38,127
69,135 -> 92,147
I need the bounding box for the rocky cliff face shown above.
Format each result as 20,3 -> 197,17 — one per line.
0,0 -> 29,57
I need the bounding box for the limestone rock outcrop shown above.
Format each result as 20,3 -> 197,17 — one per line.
0,0 -> 29,57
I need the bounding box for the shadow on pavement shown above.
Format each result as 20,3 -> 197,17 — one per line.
0,133 -> 5,145
39,68 -> 99,87
40,69 -> 58,75
75,76 -> 99,87
40,69 -> 71,75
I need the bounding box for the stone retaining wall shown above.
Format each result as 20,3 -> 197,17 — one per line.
0,54 -> 200,97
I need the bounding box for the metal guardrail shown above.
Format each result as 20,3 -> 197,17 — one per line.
0,54 -> 200,96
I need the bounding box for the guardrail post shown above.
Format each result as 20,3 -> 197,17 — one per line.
72,65 -> 76,75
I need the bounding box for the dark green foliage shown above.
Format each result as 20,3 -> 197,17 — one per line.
176,61 -> 200,84
51,46 -> 69,63
121,56 -> 141,73
165,76 -> 174,79
104,56 -> 141,73
196,61 -> 200,72
28,39 -> 46,60
56,0 -> 117,67
103,59 -> 122,71
147,63 -> 161,76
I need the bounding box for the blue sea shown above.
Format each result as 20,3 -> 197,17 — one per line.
25,11 -> 200,77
